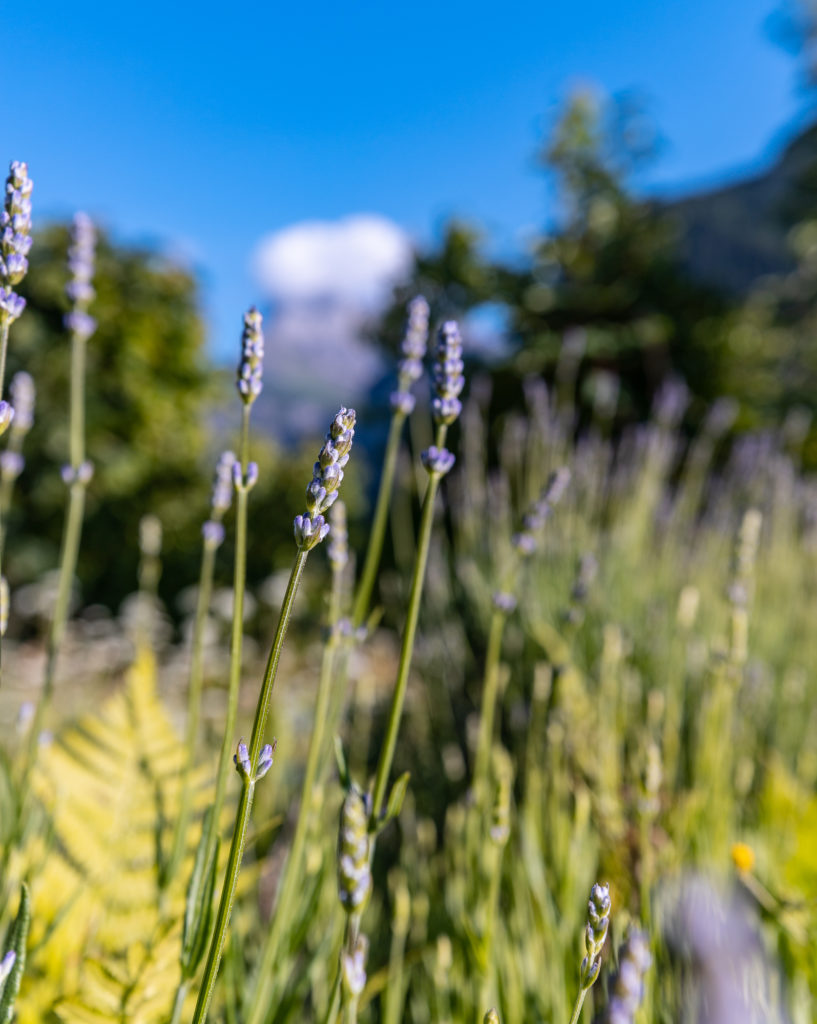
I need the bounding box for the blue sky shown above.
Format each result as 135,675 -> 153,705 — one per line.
4,0 -> 809,360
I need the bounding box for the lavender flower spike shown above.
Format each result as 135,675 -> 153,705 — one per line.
295,406 -> 356,548
211,450 -> 236,515
236,306 -> 264,403
431,320 -> 465,426
390,295 -> 430,414
602,927 -> 651,1024
9,371 -> 34,434
1,162 -> 33,288
234,740 -> 251,779
421,445 -> 456,477
64,212 -> 97,340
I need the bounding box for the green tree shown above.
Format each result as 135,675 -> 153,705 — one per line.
6,224 -> 217,610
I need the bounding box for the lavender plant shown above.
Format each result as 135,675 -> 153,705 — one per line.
24,212 -> 95,755
352,295 -> 429,627
191,405 -> 356,1024
569,883 -> 611,1024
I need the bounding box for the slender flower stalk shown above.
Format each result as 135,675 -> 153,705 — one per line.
352,296 -> 429,628
192,407 -> 356,1024
245,500 -> 350,1024
370,320 -> 463,820
568,883 -> 611,1024
0,371 -> 35,561
163,450 -> 236,889
476,749 -> 513,1015
472,468 -> 570,805
326,322 -> 464,1024
24,212 -> 94,747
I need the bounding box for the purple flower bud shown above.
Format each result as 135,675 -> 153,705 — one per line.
421,445 -> 456,477
0,450 -> 24,480
10,371 -> 35,433
211,450 -> 236,514
0,950 -> 16,985
0,287 -> 25,323
492,591 -> 517,614
77,460 -> 94,484
202,519 -> 225,547
512,532 -> 537,556
390,390 -> 416,416
234,740 -> 251,778
246,462 -> 259,489
293,513 -> 330,550
0,401 -> 13,436
255,741 -> 275,780
64,310 -> 97,341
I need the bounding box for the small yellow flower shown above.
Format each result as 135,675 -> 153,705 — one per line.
731,842 -> 755,875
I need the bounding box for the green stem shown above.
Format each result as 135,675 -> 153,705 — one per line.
164,539 -> 219,889
191,547 -> 310,1024
477,848 -> 503,1015
245,565 -> 344,1024
170,979 -> 188,1024
191,777 -> 255,1024
568,988 -> 588,1024
352,411 -> 406,628
472,609 -> 508,803
369,443 -> 445,821
199,406 -> 252,872
23,329 -> 88,767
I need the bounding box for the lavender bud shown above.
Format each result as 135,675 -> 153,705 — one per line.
16,701 -> 34,733
9,371 -> 34,433
327,500 -> 348,572
0,451 -> 24,480
202,520 -> 225,548
294,513 -> 330,551
492,591 -> 517,614
390,390 -> 416,416
0,401 -> 14,436
421,445 -> 456,477
246,461 -> 259,489
211,450 -> 236,514
340,934 -> 368,999
234,740 -> 251,779
77,460 -> 94,485
402,296 -> 430,359
0,287 -> 25,324
0,575 -> 8,636
236,307 -> 264,404
255,741 -> 275,780
0,949 -> 16,986
512,531 -> 536,556
338,785 -> 372,914
64,310 -> 97,341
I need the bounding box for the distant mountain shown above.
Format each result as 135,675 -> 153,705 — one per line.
663,121 -> 817,294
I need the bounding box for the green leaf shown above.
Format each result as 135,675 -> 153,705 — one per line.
383,772 -> 411,828
181,809 -> 218,979
0,882 -> 30,1024
333,736 -> 350,790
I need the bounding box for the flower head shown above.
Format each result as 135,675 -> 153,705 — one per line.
236,307 -> 264,403
1,161 -> 33,288
431,320 -> 464,426
64,212 -> 97,339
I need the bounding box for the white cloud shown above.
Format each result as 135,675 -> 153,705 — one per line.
253,214 -> 412,309
249,215 -> 413,439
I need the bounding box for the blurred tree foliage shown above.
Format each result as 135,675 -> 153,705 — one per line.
4,225 -> 322,617
379,91 -> 729,431
6,224 -> 217,611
